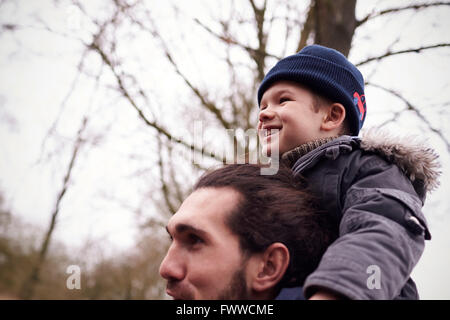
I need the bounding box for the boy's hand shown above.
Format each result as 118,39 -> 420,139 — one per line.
309,289 -> 344,300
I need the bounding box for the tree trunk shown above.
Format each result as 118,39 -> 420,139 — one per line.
310,0 -> 357,57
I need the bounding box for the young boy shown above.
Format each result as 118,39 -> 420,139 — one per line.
257,44 -> 440,299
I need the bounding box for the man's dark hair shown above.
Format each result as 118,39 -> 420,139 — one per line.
193,164 -> 337,289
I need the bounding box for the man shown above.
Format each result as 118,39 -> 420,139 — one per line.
159,164 -> 337,300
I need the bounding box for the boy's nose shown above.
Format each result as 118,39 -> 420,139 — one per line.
159,246 -> 186,282
258,107 -> 276,123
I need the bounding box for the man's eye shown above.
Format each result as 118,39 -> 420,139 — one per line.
188,234 -> 204,245
279,97 -> 291,104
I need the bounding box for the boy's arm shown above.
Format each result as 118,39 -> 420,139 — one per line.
303,156 -> 429,300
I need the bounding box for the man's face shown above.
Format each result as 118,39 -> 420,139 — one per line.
258,81 -> 326,156
159,187 -> 254,300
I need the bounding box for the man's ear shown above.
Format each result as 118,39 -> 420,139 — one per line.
251,243 -> 290,293
321,103 -> 346,132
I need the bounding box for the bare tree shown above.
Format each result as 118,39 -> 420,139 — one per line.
1,0 -> 449,298
19,117 -> 88,299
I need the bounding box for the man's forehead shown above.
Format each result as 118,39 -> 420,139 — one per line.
167,187 -> 241,233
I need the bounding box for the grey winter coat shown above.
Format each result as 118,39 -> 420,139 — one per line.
288,132 -> 440,300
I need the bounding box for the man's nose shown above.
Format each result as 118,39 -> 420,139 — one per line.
159,245 -> 185,282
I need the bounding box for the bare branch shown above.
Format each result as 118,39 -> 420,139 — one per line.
129,12 -> 233,130
79,4 -> 223,161
0,21 -> 85,43
159,40 -> 231,129
192,161 -> 212,172
86,37 -> 223,162
248,0 -> 269,82
376,107 -> 408,129
37,49 -> 89,164
20,116 -> 89,299
167,141 -> 185,205
224,47 -> 240,128
368,82 -> 450,153
192,17 -> 281,62
356,43 -> 450,66
156,136 -> 178,214
357,2 -> 450,27
1,23 -> 17,31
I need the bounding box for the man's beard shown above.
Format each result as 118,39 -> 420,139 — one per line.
166,253 -> 252,300
216,267 -> 249,300
167,267 -> 249,300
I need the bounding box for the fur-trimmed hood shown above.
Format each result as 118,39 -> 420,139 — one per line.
360,129 -> 441,197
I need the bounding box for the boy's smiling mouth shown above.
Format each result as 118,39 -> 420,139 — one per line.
260,126 -> 281,138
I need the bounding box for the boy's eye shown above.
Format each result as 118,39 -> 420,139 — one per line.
279,97 -> 291,104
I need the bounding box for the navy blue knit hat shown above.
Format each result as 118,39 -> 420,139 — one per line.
257,44 -> 367,136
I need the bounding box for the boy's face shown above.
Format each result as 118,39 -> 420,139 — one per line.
258,81 -> 326,156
